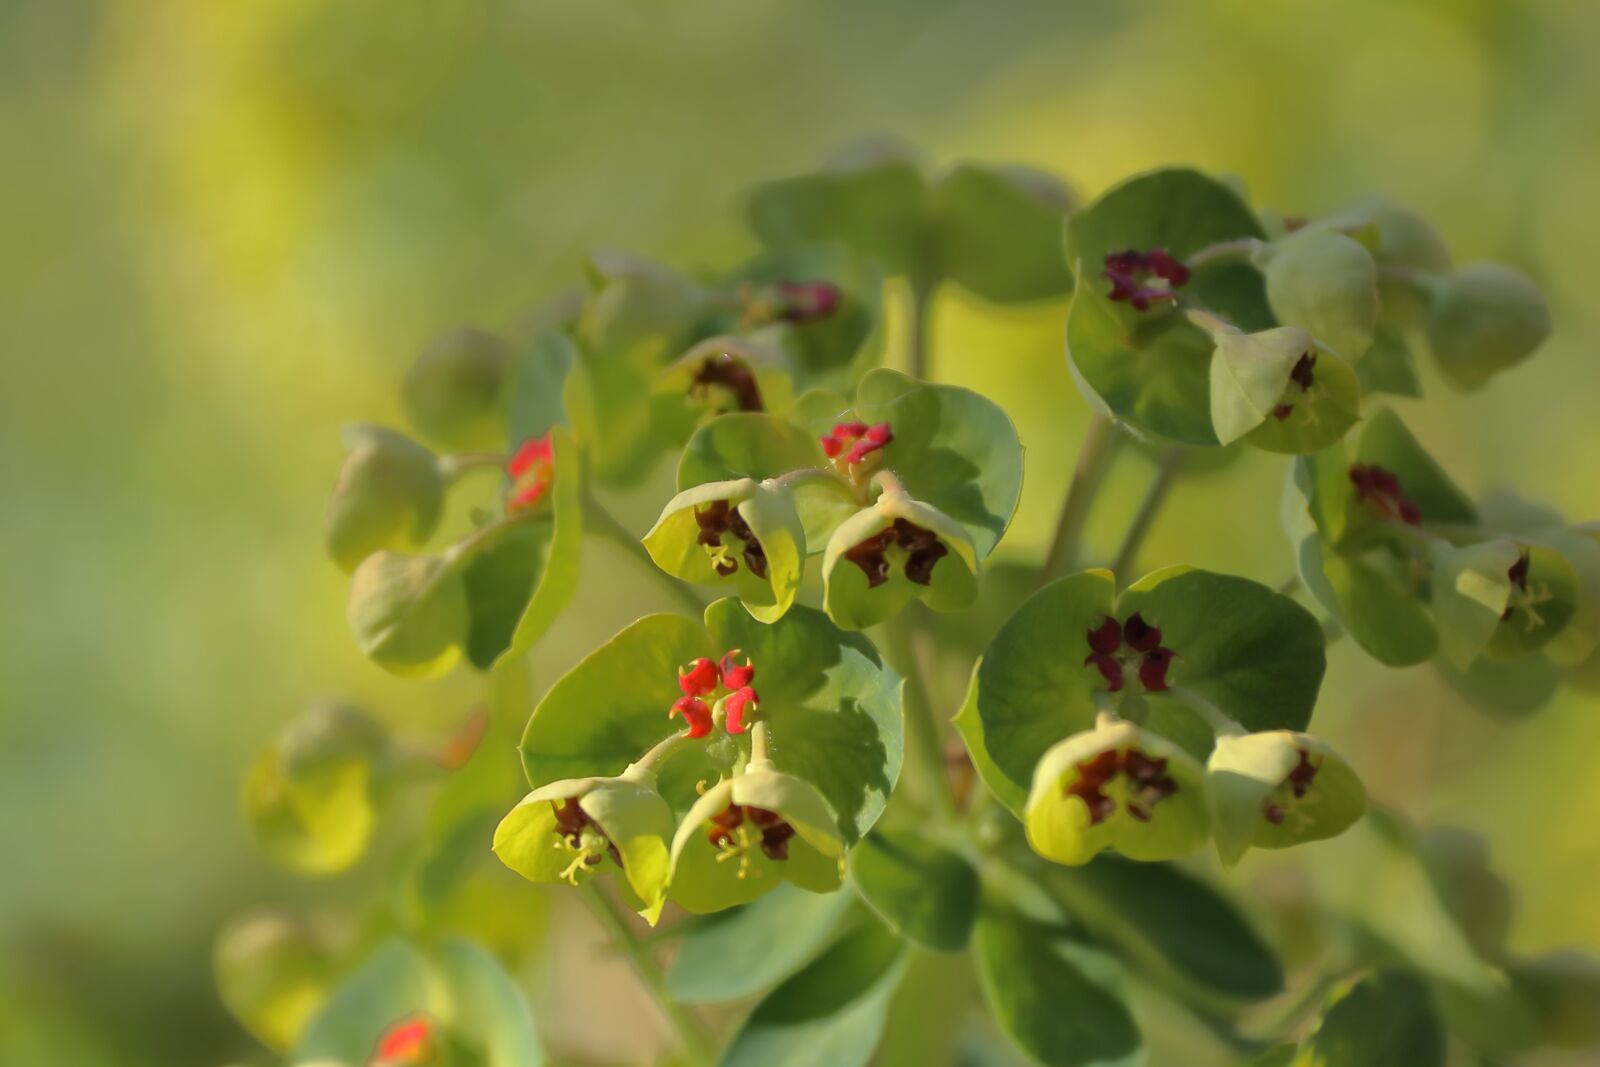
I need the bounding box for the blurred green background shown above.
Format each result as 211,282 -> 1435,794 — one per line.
3,0 -> 1599,1063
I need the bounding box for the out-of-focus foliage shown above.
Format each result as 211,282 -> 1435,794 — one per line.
3,1 -> 1600,1065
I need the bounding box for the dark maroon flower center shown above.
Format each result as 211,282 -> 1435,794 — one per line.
1263,750 -> 1319,825
1066,747 -> 1180,825
1273,351 -> 1319,422
707,803 -> 796,860
1101,247 -> 1191,311
844,518 -> 949,588
690,353 -> 763,413
1501,549 -> 1532,621
1348,463 -> 1422,525
1083,611 -> 1178,693
694,499 -> 769,578
772,280 -> 842,324
552,797 -> 623,868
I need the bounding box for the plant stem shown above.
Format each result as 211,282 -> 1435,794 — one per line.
581,492 -> 707,614
907,273 -> 937,381
884,613 -> 956,819
1110,447 -> 1185,580
437,452 -> 508,482
1187,237 -> 1264,269
583,885 -> 716,1065
1039,412 -> 1121,584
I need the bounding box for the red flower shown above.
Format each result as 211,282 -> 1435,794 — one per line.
773,280 -> 842,323
507,433 -> 555,511
679,657 -> 719,698
820,421 -> 893,466
1349,463 -> 1423,525
720,649 -> 755,690
1101,247 -> 1190,311
373,1015 -> 434,1065
671,696 -> 714,739
725,686 -> 760,734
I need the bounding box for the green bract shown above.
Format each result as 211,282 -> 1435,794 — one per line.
926,161 -> 1076,302
493,769 -> 674,923
402,328 -> 511,452
1025,716 -> 1211,866
1065,167 -> 1270,445
1256,227 -> 1379,360
720,245 -> 884,388
643,478 -> 806,623
325,425 -> 446,572
517,599 -> 902,844
668,760 -> 844,913
1207,730 -> 1366,867
1425,262 -> 1552,391
650,335 -> 796,446
214,911 -> 336,1051
822,490 -> 979,630
848,825 -> 980,951
960,567 -> 1326,815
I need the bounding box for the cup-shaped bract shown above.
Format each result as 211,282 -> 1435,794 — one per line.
1425,262 -> 1552,391
667,762 -> 844,913
822,493 -> 979,630
651,335 -> 796,445
1198,314 -> 1360,453
346,551 -> 470,678
494,772 -> 675,924
1024,717 -> 1211,866
643,478 -> 806,623
1257,227 -> 1380,361
1207,730 -> 1366,867
401,328 -> 511,452
325,425 -> 446,572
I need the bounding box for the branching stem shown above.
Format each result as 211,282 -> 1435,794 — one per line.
1110,447 -> 1185,580
1040,412 -> 1121,584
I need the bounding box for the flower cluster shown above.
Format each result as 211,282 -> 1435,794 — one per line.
672,650 -> 760,737
843,517 -> 949,587
1101,247 -> 1191,310
820,420 -> 893,470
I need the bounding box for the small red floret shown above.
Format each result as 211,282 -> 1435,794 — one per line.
679,657 -> 719,698
720,650 -> 755,690
820,421 -> 892,466
1101,248 -> 1190,311
375,1015 -> 434,1064
507,432 -> 556,512
725,686 -> 759,734
671,696 -> 714,739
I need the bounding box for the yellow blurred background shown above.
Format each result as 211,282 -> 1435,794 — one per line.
2,0 -> 1598,1063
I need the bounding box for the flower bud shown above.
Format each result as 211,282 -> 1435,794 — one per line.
1207,731 -> 1365,867
643,479 -> 806,623
325,425 -> 446,572
494,772 -> 675,923
1426,262 -> 1552,390
1024,717 -> 1210,866
1257,228 -> 1379,360
401,328 -> 511,451
668,764 -> 844,913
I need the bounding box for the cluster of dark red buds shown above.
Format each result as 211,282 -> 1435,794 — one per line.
1502,549 -> 1532,622
1066,747 -> 1180,825
552,797 -> 623,868
1101,247 -> 1191,310
706,803 -> 796,860
506,433 -> 555,511
693,499 -> 768,578
371,1015 -> 435,1066
1263,751 -> 1319,826
820,420 -> 893,467
672,650 -> 759,738
1272,351 -> 1319,421
771,280 -> 842,324
1348,463 -> 1422,525
690,352 -> 764,413
844,518 -> 949,587
1084,612 -> 1176,693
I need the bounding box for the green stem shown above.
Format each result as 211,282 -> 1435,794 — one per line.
583,885 -> 716,1065
581,492 -> 706,614
1110,447 -> 1185,580
1187,237 -> 1265,269
907,273 -> 937,381
1039,412 -> 1121,584
884,613 -> 955,818
437,452 -> 508,482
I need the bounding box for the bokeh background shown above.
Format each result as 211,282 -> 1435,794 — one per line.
3,0 -> 1599,1063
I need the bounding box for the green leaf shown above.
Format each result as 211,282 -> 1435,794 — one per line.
1037,855 -> 1284,1003
1291,971 -> 1445,1067
1425,262 -> 1551,391
854,367 -> 1025,557
1508,950 -> 1600,1049
325,425 -> 446,572
1247,1046 -> 1299,1067
1356,408 -> 1477,526
1065,167 -> 1270,446
1208,731 -> 1366,866
1435,651 -> 1564,716
1258,229 -> 1379,360
707,599 -> 904,843
746,138 -> 929,276
1416,827 -> 1514,960
1118,568 -> 1327,735
504,333 -> 575,448
403,328 -> 512,452
723,246 -> 885,388
1429,539 -> 1521,668
214,912 -> 336,1051
965,571 -> 1116,810
849,827 -> 980,951
430,939 -> 544,1067
717,917 -> 908,1067
293,940 -> 432,1064
973,911 -> 1142,1067
666,883 -> 854,1004
346,551 -> 469,678
1297,537 -> 1437,666
1355,323 -> 1422,398
493,427 -> 583,666
1202,317 -> 1311,446
928,162 -> 1075,302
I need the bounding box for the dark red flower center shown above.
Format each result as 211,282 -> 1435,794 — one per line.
1263,750 -> 1319,826
1083,611 -> 1178,693
844,518 -> 950,588
694,499 -> 769,578
1101,247 -> 1191,311
1065,746 -> 1180,825
1501,549 -> 1532,622
707,803 -> 797,861
551,797 -> 623,879
690,352 -> 764,413
1273,351 -> 1319,422
1349,463 -> 1422,525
